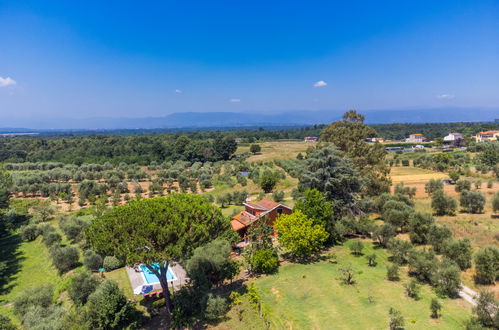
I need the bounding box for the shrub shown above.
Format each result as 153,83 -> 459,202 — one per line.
272,190 -> 285,202
68,271 -> 100,305
474,246 -> 499,284
404,279 -> 420,300
428,225 -> 453,254
23,304 -> 66,330
455,180 -> 471,192
366,253 -> 377,267
430,298 -> 442,319
389,307 -> 404,330
408,249 -> 437,283
487,180 -> 493,189
431,259 -> 461,298
442,238 -> 472,270
204,294 -> 229,320
493,192 -> 499,213
60,217 -> 89,243
21,224 -> 40,241
86,280 -> 141,329
408,212 -> 434,244
387,238 -> 413,265
381,200 -> 413,231
349,240 -> 364,255
0,315 -> 15,330
460,190 -> 486,213
431,190 -> 457,216
374,223 -> 396,247
425,179 -> 443,196
249,144 -> 261,154
84,250 -> 103,271
13,284 -> 54,316
50,246 -> 79,274
42,231 -> 62,247
472,291 -> 498,328
103,256 -> 123,271
386,264 -> 400,281
250,248 -> 279,274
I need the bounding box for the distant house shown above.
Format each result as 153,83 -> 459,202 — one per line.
405,134 -> 425,143
234,138 -> 243,143
443,132 -> 463,142
366,137 -> 385,143
231,199 -> 292,238
475,130 -> 499,142
304,136 -> 318,142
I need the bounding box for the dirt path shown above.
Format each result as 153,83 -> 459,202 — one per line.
0,302 -> 13,309
459,285 -> 478,306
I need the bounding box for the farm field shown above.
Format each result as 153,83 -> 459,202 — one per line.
213,241 -> 471,330
237,140 -> 316,162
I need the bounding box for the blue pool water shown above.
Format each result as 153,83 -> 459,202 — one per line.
140,263 -> 176,284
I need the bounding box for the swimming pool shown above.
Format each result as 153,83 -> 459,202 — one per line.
140,263 -> 176,284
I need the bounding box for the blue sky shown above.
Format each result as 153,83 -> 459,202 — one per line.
0,0 -> 498,118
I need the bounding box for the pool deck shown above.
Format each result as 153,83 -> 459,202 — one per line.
126,262 -> 189,294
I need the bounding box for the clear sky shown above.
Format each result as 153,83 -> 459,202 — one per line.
0,0 -> 498,119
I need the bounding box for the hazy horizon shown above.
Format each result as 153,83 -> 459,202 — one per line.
1,1 -> 498,119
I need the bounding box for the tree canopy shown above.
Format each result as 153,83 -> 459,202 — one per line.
86,194 -> 232,321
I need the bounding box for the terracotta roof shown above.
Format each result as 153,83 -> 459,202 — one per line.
479,130 -> 499,135
231,211 -> 258,231
255,199 -> 281,210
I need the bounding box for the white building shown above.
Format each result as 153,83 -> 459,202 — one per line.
443,132 -> 463,142
405,134 -> 425,143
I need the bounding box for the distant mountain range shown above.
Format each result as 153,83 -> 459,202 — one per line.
1,107 -> 497,131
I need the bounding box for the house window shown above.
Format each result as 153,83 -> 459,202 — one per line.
277,208 -> 283,215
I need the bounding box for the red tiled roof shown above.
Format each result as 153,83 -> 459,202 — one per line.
479,130 -> 499,135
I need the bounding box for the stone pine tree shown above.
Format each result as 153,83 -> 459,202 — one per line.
86,194 -> 232,323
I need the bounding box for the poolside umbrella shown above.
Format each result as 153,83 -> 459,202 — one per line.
134,284 -> 153,295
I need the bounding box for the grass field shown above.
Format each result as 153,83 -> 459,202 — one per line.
0,234 -> 61,322
213,241 -> 471,330
390,166 -> 449,184
237,141 -> 315,162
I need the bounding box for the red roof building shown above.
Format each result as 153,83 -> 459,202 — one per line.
230,199 -> 292,237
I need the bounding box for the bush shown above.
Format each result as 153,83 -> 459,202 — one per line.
431,190 -> 457,216
50,246 -> 79,274
404,279 -> 420,300
42,231 -> 62,247
60,217 -> 89,242
374,223 -> 396,247
0,315 -> 15,330
428,225 -> 453,254
472,291 -> 498,328
103,256 -> 123,271
425,179 -> 443,196
23,304 -> 66,330
68,271 -> 100,305
349,240 -> 364,255
272,190 -> 285,202
86,280 -> 141,329
474,246 -> 499,284
493,192 -> 499,213
442,238 -> 472,270
460,190 -> 486,213
408,249 -> 437,283
21,224 -> 40,241
431,259 -> 461,298
13,284 -> 54,316
389,307 -> 404,330
250,248 -> 279,274
408,212 -> 434,244
387,264 -> 400,281
455,180 -> 471,192
387,238 -> 413,265
430,298 -> 442,319
204,294 -> 229,320
84,250 -> 103,271
381,200 -> 414,231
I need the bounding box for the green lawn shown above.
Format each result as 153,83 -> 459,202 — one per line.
214,241 -> 471,329
0,234 -> 61,322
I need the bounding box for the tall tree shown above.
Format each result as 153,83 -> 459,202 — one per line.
320,110 -> 391,196
299,146 -> 361,216
294,189 -> 335,240
86,194 -> 231,322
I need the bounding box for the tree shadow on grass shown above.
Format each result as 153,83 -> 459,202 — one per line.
0,233 -> 24,301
